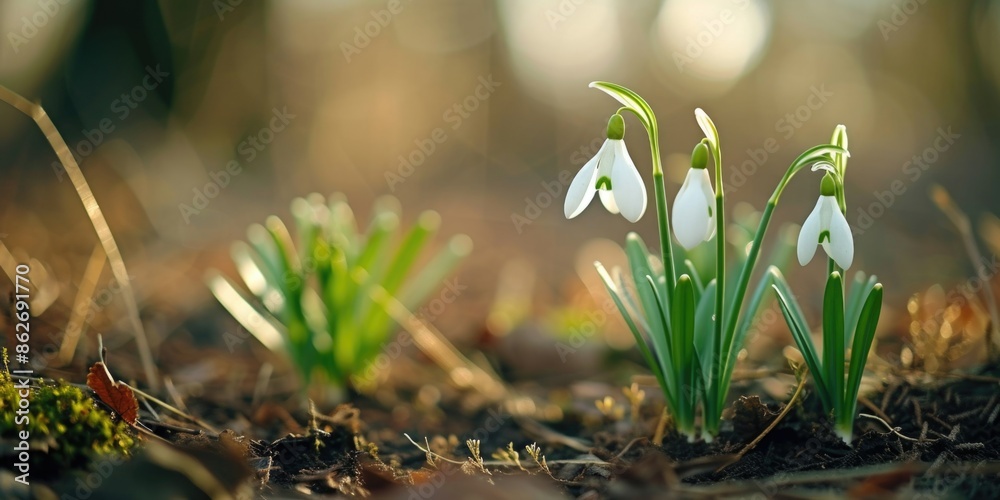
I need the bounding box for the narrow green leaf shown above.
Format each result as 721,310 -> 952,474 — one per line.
684,259 -> 704,296
328,193 -> 359,255
844,284 -> 883,421
614,267 -> 652,335
624,234 -> 670,370
772,281 -> 832,410
596,263 -> 670,403
788,145 -> 850,177
262,217 -> 310,357
589,81 -> 656,133
694,108 -> 720,167
265,215 -> 302,283
670,275 -> 696,429
845,273 -> 877,350
363,235 -> 473,360
397,234 -> 473,309
206,272 -> 287,354
645,276 -> 678,409
693,280 -> 717,394
625,233 -> 666,327
380,211 -> 438,294
822,272 -> 845,418
355,209 -> 398,272
670,276 -> 696,377
355,211 -> 438,357
347,210 -> 399,326
291,196 -> 321,269
724,267 -> 778,389
231,241 -> 280,306
246,223 -> 283,295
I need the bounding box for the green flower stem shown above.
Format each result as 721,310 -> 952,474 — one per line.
617,104 -> 677,301
712,141 -> 725,421
718,145 -> 848,410
693,110 -> 726,436
653,170 -> 676,296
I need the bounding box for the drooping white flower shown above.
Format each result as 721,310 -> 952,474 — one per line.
564,114 -> 647,223
797,173 -> 854,269
671,142 -> 716,250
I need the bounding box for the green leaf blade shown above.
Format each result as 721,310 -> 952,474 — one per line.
845,283 -> 883,419
822,272 -> 846,418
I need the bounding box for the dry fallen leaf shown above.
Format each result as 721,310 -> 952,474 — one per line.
87,361 -> 139,425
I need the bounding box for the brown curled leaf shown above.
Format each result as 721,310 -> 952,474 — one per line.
86,361 -> 139,425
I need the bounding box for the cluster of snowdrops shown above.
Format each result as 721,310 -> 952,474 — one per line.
562,82 -> 883,444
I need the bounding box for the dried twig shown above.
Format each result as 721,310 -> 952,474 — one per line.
612,437 -> 646,462
0,85 -> 158,389
859,413 -> 923,442
126,382 -> 219,434
404,434 -> 609,470
859,395 -> 892,425
717,368 -> 808,473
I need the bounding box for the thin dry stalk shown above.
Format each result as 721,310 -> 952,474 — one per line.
0,85 -> 159,389
371,284 -> 508,402
57,244 -> 106,366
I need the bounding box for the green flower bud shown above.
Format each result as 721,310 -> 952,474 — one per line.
690,141 -> 709,170
820,172 -> 837,196
606,114 -> 625,140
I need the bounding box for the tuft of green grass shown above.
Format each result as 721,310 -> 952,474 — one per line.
208,193 -> 471,396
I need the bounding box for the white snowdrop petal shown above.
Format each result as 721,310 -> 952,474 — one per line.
672,170 -> 711,250
611,141 -> 647,222
797,198 -> 824,266
564,142 -> 603,219
828,208 -> 855,269
599,189 -> 620,214
698,169 -> 716,241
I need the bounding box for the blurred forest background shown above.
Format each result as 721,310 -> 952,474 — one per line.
1,0 -> 999,366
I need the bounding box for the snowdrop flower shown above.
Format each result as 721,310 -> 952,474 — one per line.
797,173 -> 854,269
564,114 -> 647,222
671,142 -> 716,250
